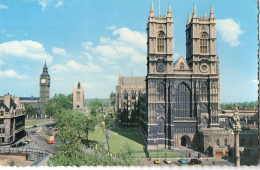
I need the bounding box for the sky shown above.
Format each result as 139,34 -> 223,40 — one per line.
0,0 -> 258,103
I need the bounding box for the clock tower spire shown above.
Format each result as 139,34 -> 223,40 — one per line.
39,62 -> 50,114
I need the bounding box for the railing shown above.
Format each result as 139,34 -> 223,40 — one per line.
0,147 -> 50,157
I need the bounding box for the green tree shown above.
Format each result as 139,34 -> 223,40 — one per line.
24,104 -> 39,117
44,93 -> 73,116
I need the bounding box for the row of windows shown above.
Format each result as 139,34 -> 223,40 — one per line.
0,128 -> 5,134
216,138 -> 228,146
124,90 -> 142,100
155,31 -> 210,54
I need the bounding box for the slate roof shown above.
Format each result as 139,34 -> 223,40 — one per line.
0,102 -> 9,112
121,77 -> 145,86
20,97 -> 40,101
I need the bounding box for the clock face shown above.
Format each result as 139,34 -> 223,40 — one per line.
41,79 -> 46,84
156,61 -> 166,73
200,63 -> 209,73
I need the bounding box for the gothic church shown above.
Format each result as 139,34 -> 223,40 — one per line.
139,3 -> 230,151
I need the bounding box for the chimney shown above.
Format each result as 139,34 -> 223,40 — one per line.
4,94 -> 11,108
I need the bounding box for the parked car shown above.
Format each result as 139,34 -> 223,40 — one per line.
11,142 -> 26,147
189,159 -> 202,165
31,130 -> 36,134
178,158 -> 187,164
154,159 -> 160,164
24,139 -> 32,143
163,159 -> 172,164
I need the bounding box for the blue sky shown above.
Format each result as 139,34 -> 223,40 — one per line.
0,0 -> 258,103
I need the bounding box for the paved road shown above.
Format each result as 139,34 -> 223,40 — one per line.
10,121 -> 58,153
140,157 -> 235,166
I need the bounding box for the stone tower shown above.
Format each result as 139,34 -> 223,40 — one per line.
73,82 -> 84,110
186,4 -> 220,128
39,62 -> 50,114
142,3 -> 221,150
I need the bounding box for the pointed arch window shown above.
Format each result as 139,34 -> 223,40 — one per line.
131,90 -> 136,100
124,90 -> 128,100
200,82 -> 208,101
180,62 -> 184,70
175,83 -> 191,117
157,31 -> 166,52
158,117 -> 165,133
200,33 -> 209,53
158,83 -> 165,101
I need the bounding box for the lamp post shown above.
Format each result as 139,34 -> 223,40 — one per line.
232,103 -> 241,166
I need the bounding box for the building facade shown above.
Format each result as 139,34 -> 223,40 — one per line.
73,82 -> 84,110
115,74 -> 146,125
140,3 -> 222,150
0,94 -> 25,145
39,62 -> 50,114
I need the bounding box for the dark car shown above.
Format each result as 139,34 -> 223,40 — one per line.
31,130 -> 36,134
189,159 -> 202,165
33,125 -> 37,128
11,142 -> 26,147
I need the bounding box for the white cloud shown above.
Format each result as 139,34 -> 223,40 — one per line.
106,25 -> 116,30
55,1 -> 63,8
38,0 -> 50,10
251,79 -> 258,85
0,40 -> 53,63
51,60 -> 103,74
52,47 -> 69,57
0,69 -> 28,79
50,64 -> 69,73
82,27 -> 146,65
216,19 -> 244,47
67,60 -> 103,73
0,4 -> 8,9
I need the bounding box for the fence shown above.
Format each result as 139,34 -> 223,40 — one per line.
0,147 -> 50,161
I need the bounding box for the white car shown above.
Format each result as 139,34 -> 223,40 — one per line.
164,159 -> 172,164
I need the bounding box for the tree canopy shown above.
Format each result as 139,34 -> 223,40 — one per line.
44,93 -> 73,116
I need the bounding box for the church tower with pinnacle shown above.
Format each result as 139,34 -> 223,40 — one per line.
141,3 -> 221,150
39,62 -> 50,114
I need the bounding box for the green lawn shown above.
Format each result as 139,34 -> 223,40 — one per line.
109,128 -> 145,154
25,120 -> 49,127
88,127 -> 105,145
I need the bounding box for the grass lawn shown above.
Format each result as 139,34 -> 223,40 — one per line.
88,127 -> 105,145
25,120 -> 49,127
109,128 -> 145,154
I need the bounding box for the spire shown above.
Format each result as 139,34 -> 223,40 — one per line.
149,2 -> 155,17
210,5 -> 215,18
187,11 -> 191,24
167,2 -> 172,17
43,61 -> 47,69
193,3 -> 197,18
203,12 -> 207,18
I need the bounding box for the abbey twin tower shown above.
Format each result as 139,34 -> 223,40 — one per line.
136,3 -> 235,152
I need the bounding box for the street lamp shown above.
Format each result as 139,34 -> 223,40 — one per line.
232,103 -> 241,166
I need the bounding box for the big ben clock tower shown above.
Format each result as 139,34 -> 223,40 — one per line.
39,62 -> 50,114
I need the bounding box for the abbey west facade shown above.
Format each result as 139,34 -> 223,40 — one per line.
139,3 -> 232,151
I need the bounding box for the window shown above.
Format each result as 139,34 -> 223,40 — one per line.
138,90 -> 142,97
157,31 -> 166,52
0,128 -> 5,134
0,111 -> 3,116
200,33 -> 209,53
180,62 -> 184,70
124,91 -> 128,100
158,117 -> 165,133
224,138 -> 228,146
240,138 -> 245,146
217,138 -> 220,146
175,83 -> 191,117
158,83 -> 165,101
0,119 -> 3,124
131,90 -> 136,100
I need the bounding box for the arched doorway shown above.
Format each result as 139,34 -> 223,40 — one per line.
180,136 -> 191,147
